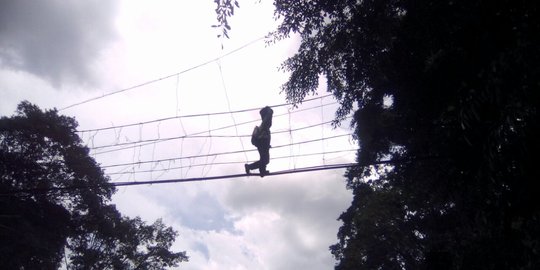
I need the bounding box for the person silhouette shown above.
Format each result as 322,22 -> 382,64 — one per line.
245,106 -> 273,176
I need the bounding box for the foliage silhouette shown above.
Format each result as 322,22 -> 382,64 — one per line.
0,102 -> 188,269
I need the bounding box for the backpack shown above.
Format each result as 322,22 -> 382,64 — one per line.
251,126 -> 260,146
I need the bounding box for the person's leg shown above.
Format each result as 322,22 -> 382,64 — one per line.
246,147 -> 263,172
247,160 -> 260,171
246,147 -> 269,176
258,146 -> 270,175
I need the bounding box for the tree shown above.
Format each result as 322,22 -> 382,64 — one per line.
274,0 -> 540,268
212,0 -> 240,39
0,102 -> 188,269
216,0 -> 540,268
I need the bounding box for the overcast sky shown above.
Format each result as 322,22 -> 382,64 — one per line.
0,1 -> 355,269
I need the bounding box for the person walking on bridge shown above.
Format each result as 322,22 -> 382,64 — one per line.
245,106 -> 273,177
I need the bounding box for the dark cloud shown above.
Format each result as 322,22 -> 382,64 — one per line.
0,0 -> 118,87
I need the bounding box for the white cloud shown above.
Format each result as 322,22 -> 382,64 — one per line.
222,171 -> 352,270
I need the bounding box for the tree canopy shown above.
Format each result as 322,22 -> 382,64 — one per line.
216,0 -> 540,268
0,102 -> 188,269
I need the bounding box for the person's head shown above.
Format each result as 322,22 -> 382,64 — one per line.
260,106 -> 273,119
259,106 -> 273,128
